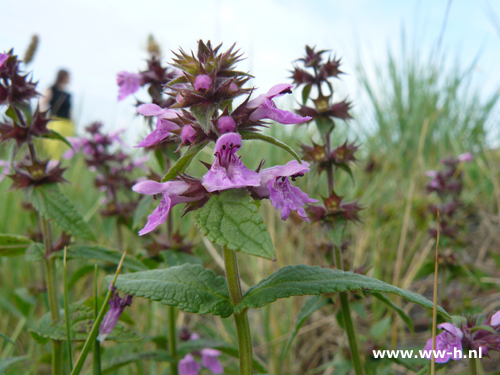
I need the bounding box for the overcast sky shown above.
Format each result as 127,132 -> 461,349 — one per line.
1,0 -> 500,144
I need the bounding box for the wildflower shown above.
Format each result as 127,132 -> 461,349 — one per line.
458,152 -> 472,162
181,125 -> 197,144
422,323 -> 463,363
216,116 -> 236,134
201,349 -> 223,374
194,74 -> 212,91
133,179 -> 204,235
202,132 -> 260,192
179,354 -> 201,375
246,84 -> 312,124
97,286 -> 133,342
0,53 -> 8,68
253,160 -> 317,221
491,311 -> 500,326
117,71 -> 142,101
135,104 -> 180,148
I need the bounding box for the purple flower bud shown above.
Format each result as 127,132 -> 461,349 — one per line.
491,311 -> 500,326
117,71 -> 142,101
181,125 -> 197,144
423,323 -> 463,363
194,74 -> 212,91
201,349 -> 223,374
458,152 -> 472,162
217,116 -> 236,133
0,54 -> 8,69
202,133 -> 260,192
178,354 -> 201,375
229,82 -> 238,92
97,287 -> 133,342
247,84 -> 312,125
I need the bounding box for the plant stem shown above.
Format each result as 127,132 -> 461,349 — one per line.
223,248 -> 253,375
93,265 -> 101,375
334,245 -> 364,375
41,217 -> 63,375
168,305 -> 179,375
469,357 -> 477,375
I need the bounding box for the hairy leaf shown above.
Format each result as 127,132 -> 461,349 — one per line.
194,189 -> 276,260
52,245 -> 148,272
240,131 -> 302,163
30,184 -> 96,241
235,265 -> 449,317
0,234 -> 32,256
162,250 -> 202,267
29,304 -> 141,343
111,264 -> 233,317
161,140 -> 209,182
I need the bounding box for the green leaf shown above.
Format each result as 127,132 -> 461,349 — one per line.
315,116 -> 334,138
132,196 -> 153,231
365,291 -> 414,333
0,234 -> 33,256
235,265 -> 449,317
41,130 -> 75,150
191,102 -> 219,133
25,242 -> 44,262
193,189 -> 276,260
101,351 -> 175,374
280,295 -> 330,362
240,131 -> 302,164
161,141 -> 209,182
30,184 -> 96,241
111,264 -> 233,317
162,250 -> 202,267
29,304 -> 142,343
302,83 -> 312,105
53,245 -> 148,272
0,356 -> 29,375
0,332 -> 15,346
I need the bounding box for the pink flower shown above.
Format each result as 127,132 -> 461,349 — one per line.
178,354 -> 201,375
201,349 -> 223,374
217,116 -> 236,134
181,125 -> 197,144
491,311 -> 500,326
247,84 -> 312,124
117,71 -> 142,101
194,74 -> 212,91
135,104 -> 181,148
202,133 -> 260,192
423,323 -> 463,363
458,152 -> 472,162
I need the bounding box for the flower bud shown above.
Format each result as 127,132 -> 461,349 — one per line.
217,116 -> 235,134
194,74 -> 211,91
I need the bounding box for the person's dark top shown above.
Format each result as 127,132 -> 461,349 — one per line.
49,85 -> 71,119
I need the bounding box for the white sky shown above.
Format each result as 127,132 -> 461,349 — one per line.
1,0 -> 500,144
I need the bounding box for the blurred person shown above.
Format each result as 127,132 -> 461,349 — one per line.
40,69 -> 74,158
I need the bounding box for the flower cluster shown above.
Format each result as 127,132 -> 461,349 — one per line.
423,311 -> 500,363
425,152 -> 472,241
129,41 -> 317,235
178,329 -> 223,375
65,122 -> 147,224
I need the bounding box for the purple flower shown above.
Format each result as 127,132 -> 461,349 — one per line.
458,152 -> 472,162
178,354 -> 201,375
135,104 -> 180,148
117,71 -> 142,101
201,349 -> 223,374
254,160 -> 317,221
423,323 -> 463,363
181,125 -> 197,144
0,53 -> 8,68
133,180 -> 204,235
63,137 -> 92,159
491,311 -> 500,326
202,133 -> 260,192
97,286 -> 133,342
217,116 -> 236,134
0,160 -> 10,182
247,84 -> 312,124
194,74 -> 212,91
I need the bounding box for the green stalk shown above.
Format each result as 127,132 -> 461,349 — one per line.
469,357 -> 477,375
168,305 -> 179,375
93,265 -> 101,375
41,217 -> 63,375
63,247 -> 74,371
223,248 -> 253,375
334,245 -> 364,375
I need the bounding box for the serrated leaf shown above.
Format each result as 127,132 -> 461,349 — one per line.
101,351 -> 175,374
30,184 -> 96,241
235,265 -> 449,317
302,83 -> 312,105
29,304 -> 142,343
240,131 -> 302,164
41,130 -> 74,150
193,189 -> 276,260
111,264 -> 233,317
161,141 -> 209,182
280,295 -> 330,362
0,356 -> 29,375
0,234 -> 33,256
191,102 -> 219,133
52,245 -> 148,272
365,291 -> 414,333
162,250 -> 202,267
